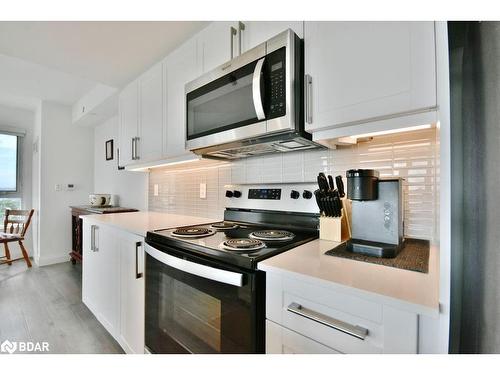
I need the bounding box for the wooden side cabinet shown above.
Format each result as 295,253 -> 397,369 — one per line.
70,205 -> 138,264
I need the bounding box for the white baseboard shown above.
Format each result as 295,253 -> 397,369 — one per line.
37,254 -> 71,266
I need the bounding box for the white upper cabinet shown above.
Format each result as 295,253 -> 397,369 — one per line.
119,63 -> 164,167
304,21 -> 437,134
241,21 -> 304,52
198,21 -> 304,75
118,81 -> 139,166
138,63 -> 163,162
198,21 -> 238,74
164,38 -> 199,158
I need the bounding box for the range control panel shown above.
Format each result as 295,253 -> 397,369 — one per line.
248,188 -> 282,200
224,183 -> 319,214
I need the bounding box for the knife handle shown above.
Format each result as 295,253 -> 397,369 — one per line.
336,175 -> 345,198
328,175 -> 335,191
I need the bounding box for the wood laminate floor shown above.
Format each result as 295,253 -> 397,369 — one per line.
0,260 -> 123,354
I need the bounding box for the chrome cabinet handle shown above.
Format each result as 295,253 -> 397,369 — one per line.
305,74 -> 313,124
230,26 -> 237,59
287,302 -> 368,341
252,57 -> 266,120
145,244 -> 243,287
90,225 -> 94,251
131,137 -> 140,160
135,242 -> 143,279
238,21 -> 245,56
134,137 -> 140,160
90,225 -> 99,252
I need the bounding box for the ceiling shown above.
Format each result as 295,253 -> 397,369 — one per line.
0,21 -> 209,110
0,21 -> 209,87
0,53 -> 96,110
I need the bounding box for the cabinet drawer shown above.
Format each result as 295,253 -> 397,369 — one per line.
266,320 -> 339,354
266,274 -> 418,353
282,293 -> 382,353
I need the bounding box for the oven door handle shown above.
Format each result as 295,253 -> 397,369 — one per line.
252,57 -> 266,121
145,244 -> 244,287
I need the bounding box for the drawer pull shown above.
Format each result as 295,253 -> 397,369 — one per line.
287,302 -> 368,341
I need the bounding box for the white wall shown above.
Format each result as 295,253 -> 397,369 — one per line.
94,116 -> 148,210
0,103 -> 34,258
33,101 -> 95,266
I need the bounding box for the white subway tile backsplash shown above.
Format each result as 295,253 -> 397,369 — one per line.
261,154 -> 283,183
230,160 -> 246,184
282,152 -> 304,182
149,128 -> 439,242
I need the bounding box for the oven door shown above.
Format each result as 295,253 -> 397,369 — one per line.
144,243 -> 264,354
185,46 -> 289,152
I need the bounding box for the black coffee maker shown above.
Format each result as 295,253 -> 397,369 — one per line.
346,169 -> 404,258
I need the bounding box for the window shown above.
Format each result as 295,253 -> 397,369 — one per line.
0,132 -> 22,218
0,133 -> 18,192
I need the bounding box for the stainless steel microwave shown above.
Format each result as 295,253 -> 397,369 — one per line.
185,29 -> 322,160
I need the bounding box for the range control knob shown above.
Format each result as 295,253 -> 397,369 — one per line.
302,190 -> 313,199
233,190 -> 242,198
290,190 -> 300,199
225,190 -> 234,198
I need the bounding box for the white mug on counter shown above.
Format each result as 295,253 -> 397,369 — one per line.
89,193 -> 111,207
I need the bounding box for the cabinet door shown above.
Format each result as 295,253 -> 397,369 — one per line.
82,222 -> 120,337
164,38 -> 199,158
119,232 -> 145,354
119,81 -> 139,166
241,21 -> 304,53
138,63 -> 163,162
198,21 -> 238,74
82,221 -> 99,311
97,225 -> 120,336
304,21 -> 436,132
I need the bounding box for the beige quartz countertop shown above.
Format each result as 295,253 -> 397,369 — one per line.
82,211 -> 217,237
258,239 -> 440,316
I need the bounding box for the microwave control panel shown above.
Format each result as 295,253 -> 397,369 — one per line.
266,47 -> 286,119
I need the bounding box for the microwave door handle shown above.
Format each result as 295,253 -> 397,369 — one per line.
145,244 -> 244,287
252,57 -> 266,121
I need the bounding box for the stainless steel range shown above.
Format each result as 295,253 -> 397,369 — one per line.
144,183 -> 319,354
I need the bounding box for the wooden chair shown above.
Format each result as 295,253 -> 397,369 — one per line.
0,209 -> 34,268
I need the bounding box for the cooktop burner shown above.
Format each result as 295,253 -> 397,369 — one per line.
171,227 -> 215,238
220,238 -> 266,252
249,229 -> 295,241
210,222 -> 239,231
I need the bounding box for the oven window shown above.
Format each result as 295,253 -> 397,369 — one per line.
161,279 -> 222,352
186,60 -> 262,140
145,251 -> 260,354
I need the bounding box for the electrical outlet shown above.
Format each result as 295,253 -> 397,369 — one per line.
199,183 -> 207,199
154,184 -> 159,196
66,184 -> 75,191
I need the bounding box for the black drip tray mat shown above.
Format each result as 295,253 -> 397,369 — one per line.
324,238 -> 430,273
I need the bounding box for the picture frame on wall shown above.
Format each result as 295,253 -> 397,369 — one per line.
105,139 -> 114,161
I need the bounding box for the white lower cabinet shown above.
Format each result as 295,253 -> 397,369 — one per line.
265,273 -> 418,354
82,221 -> 120,337
266,320 -> 339,354
82,220 -> 145,354
118,231 -> 145,354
